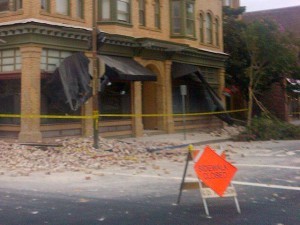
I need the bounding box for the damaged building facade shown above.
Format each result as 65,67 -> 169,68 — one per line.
0,0 -> 228,142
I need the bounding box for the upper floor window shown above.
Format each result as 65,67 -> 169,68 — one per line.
76,0 -> 84,19
199,13 -> 204,43
154,0 -> 160,29
206,13 -> 213,44
0,0 -> 9,11
139,0 -> 146,26
100,0 -> 111,20
186,1 -> 195,36
41,0 -> 50,11
223,0 -> 231,6
99,0 -> 131,24
171,0 -> 181,34
56,0 -> 70,16
215,18 -> 220,46
117,0 -> 130,22
171,0 -> 195,37
0,49 -> 21,72
0,0 -> 22,12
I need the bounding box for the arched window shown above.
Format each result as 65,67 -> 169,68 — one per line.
206,13 -> 213,44
199,13 -> 204,43
215,18 -> 219,46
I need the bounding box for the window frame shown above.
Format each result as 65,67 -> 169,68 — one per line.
139,0 -> 146,26
185,1 -> 195,36
41,0 -> 50,12
170,0 -> 196,38
199,13 -> 204,43
55,0 -> 70,16
0,0 -> 22,12
99,0 -> 131,25
206,12 -> 213,44
0,49 -> 21,73
215,18 -> 220,46
154,0 -> 160,29
76,0 -> 84,19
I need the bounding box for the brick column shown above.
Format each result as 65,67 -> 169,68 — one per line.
18,45 -> 42,142
132,81 -> 143,137
164,60 -> 175,133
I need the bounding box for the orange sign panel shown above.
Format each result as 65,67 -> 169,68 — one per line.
194,146 -> 237,197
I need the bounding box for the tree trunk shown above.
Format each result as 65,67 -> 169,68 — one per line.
247,67 -> 254,127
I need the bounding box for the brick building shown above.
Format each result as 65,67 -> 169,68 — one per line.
0,0 -> 228,142
243,6 -> 300,121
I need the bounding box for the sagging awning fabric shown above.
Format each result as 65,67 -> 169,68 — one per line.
99,55 -> 156,90
172,62 -> 233,125
43,52 -> 92,112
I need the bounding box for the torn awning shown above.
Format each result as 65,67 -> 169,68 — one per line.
99,55 -> 156,81
43,52 -> 92,112
172,62 -> 233,125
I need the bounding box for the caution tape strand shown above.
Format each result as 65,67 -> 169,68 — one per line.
0,109 -> 248,119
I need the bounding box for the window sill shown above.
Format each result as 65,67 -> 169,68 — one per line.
139,26 -> 161,32
170,35 -> 197,41
98,21 -> 133,28
40,11 -> 86,23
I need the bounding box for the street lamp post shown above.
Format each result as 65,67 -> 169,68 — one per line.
92,0 -> 99,149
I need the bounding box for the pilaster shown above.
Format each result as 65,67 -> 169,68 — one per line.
18,45 -> 42,142
164,60 -> 175,133
132,81 -> 143,137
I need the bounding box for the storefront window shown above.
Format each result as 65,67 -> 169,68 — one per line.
0,49 -> 21,72
41,49 -> 72,72
99,81 -> 131,120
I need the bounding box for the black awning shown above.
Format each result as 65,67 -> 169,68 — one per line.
172,62 -> 198,79
99,55 -> 156,81
171,62 -> 233,125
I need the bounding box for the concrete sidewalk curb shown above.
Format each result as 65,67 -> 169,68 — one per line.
147,138 -> 231,152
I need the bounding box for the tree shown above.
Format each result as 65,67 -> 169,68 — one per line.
242,19 -> 300,125
223,6 -> 250,98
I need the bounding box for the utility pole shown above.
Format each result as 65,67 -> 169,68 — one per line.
92,0 -> 99,149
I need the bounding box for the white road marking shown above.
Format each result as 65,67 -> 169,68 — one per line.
231,181 -> 300,191
100,172 -> 300,191
234,164 -> 300,170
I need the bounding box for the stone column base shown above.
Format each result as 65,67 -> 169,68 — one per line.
19,131 -> 42,143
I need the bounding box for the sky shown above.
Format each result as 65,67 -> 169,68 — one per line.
240,0 -> 300,12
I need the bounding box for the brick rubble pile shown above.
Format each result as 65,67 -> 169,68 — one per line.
0,138 -> 184,176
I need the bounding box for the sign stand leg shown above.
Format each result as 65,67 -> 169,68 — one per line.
199,181 -> 210,216
231,183 -> 241,213
177,151 -> 191,204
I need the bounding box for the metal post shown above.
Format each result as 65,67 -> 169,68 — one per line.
92,0 -> 99,149
180,85 -> 187,141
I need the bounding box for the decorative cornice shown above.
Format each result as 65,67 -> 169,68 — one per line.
0,22 -> 91,41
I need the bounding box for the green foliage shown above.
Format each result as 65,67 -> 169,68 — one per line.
223,7 -> 250,98
239,116 -> 300,140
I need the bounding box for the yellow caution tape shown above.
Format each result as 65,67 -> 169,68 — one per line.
0,108 -> 248,119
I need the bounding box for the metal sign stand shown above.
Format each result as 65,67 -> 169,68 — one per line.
177,146 -> 241,216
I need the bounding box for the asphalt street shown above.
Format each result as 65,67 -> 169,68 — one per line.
0,140 -> 299,225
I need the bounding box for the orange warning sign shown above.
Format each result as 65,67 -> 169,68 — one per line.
194,146 -> 237,197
